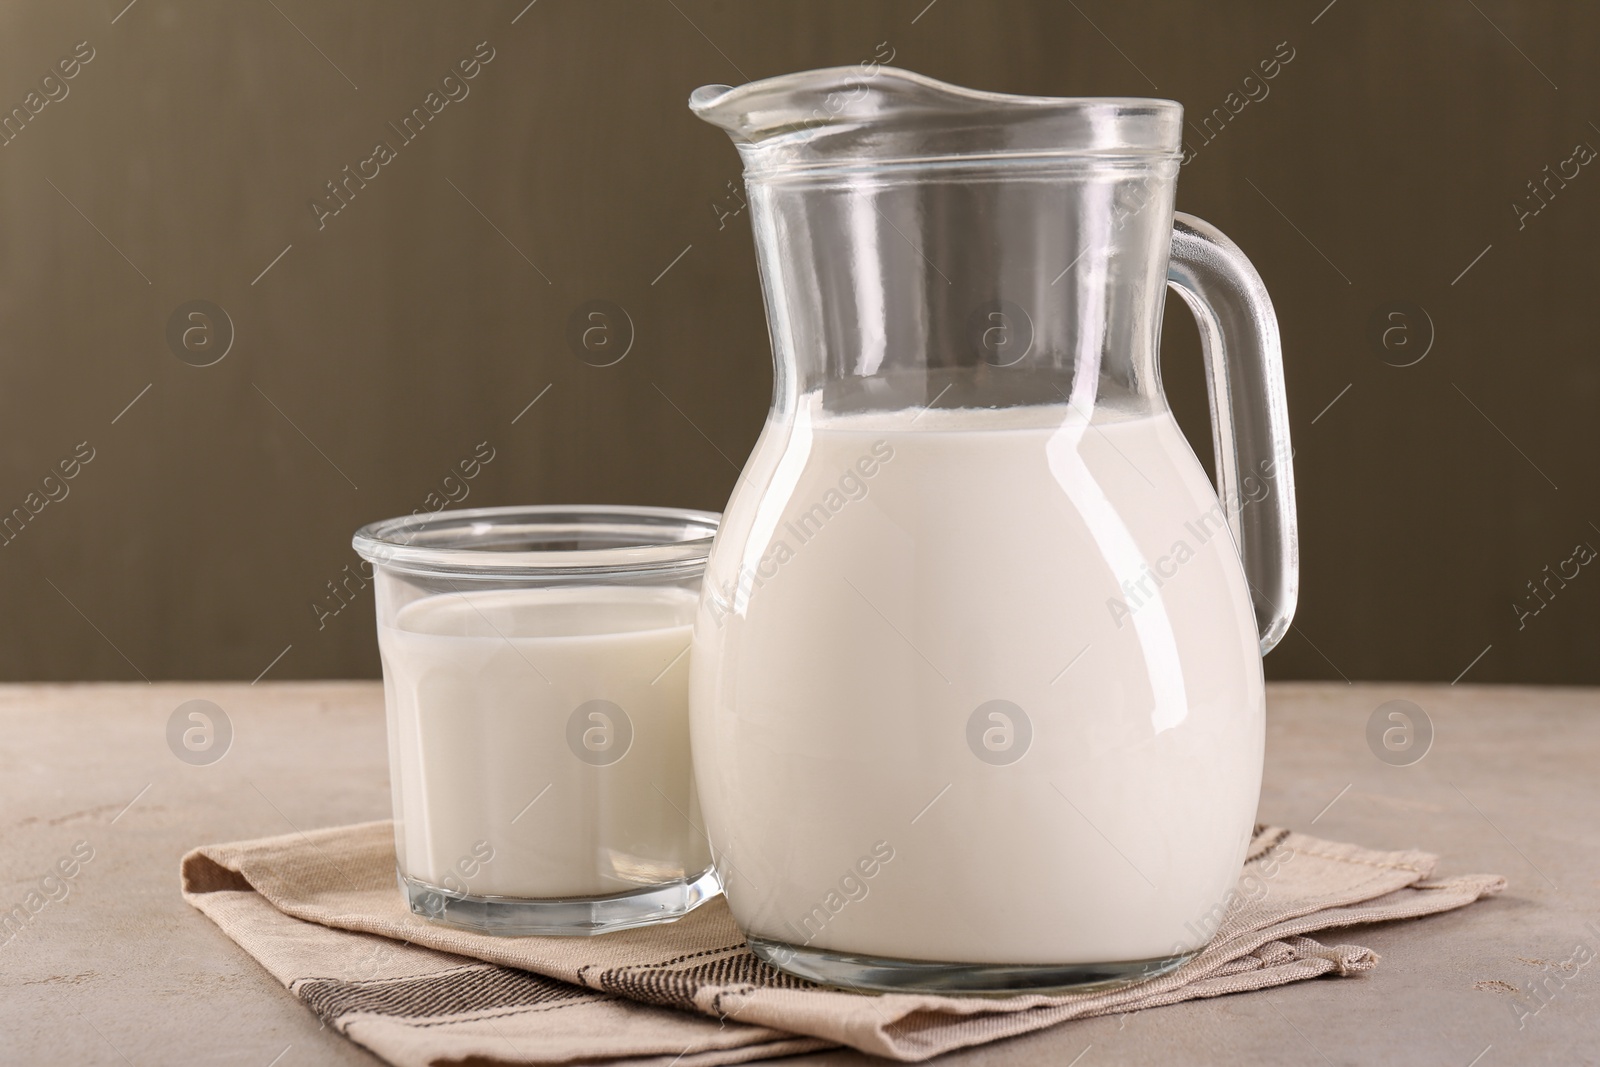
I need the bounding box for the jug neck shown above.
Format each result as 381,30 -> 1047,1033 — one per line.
693,68 -> 1185,420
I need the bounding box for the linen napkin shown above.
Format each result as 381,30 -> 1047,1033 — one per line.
181,822 -> 1504,1066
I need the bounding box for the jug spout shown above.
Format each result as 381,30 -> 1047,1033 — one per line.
690,66 -> 1182,171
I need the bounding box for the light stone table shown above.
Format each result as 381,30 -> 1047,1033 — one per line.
2,682 -> 1596,1065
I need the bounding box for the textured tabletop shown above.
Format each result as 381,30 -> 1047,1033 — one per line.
1,682 -> 1595,1065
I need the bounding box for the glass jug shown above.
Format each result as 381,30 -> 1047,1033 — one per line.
687,66 -> 1297,994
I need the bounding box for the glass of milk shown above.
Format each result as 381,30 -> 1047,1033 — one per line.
353,505 -> 720,935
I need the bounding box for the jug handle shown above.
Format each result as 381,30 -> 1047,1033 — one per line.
1166,213 -> 1299,655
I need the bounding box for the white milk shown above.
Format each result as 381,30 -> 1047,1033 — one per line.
690,402 -> 1264,965
382,585 -> 711,899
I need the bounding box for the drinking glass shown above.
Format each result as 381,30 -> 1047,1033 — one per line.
354,505 -> 720,935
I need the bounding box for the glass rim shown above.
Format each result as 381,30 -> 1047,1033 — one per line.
691,66 -> 1185,170
352,504 -> 719,580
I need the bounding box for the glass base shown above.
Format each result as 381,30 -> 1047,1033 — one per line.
400,866 -> 720,936
747,936 -> 1196,996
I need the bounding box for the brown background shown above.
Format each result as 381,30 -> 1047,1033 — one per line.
0,0 -> 1594,684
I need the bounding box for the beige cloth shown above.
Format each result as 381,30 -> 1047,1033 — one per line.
181,821 -> 1503,1066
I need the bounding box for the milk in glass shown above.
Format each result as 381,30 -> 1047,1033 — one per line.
382,585 -> 710,900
